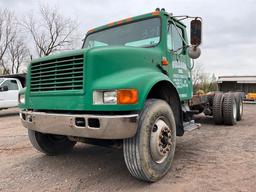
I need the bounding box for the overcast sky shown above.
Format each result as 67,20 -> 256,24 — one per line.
0,0 -> 256,76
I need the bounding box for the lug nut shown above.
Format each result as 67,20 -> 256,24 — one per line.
152,125 -> 158,132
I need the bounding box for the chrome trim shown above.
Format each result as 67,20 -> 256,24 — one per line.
20,111 -> 138,139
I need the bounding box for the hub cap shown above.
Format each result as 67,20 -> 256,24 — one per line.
150,117 -> 172,164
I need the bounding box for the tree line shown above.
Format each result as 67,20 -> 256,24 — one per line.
0,5 -> 80,75
192,63 -> 218,93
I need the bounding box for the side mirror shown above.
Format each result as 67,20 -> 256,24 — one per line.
190,19 -> 202,46
0,86 -> 8,92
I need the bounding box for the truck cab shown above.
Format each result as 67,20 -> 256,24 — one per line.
20,9 -> 241,183
0,77 -> 23,109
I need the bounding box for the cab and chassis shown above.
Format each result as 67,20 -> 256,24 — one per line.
19,9 -> 243,182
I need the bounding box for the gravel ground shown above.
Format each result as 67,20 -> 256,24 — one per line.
0,105 -> 255,192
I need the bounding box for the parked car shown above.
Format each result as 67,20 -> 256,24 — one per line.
0,75 -> 25,110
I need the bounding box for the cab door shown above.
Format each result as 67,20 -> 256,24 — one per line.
0,79 -> 19,108
167,21 -> 193,100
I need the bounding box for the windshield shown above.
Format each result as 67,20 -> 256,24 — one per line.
83,17 -> 161,48
0,78 -> 4,85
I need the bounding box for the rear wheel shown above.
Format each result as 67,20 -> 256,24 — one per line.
123,99 -> 176,182
213,93 -> 224,124
234,92 -> 243,121
28,130 -> 76,155
223,93 -> 237,125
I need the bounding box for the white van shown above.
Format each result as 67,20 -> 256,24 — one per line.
0,78 -> 24,110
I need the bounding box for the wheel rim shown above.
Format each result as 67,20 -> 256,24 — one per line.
240,101 -> 243,116
150,117 -> 172,164
233,101 -> 237,120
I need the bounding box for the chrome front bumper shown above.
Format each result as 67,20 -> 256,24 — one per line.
20,111 -> 138,139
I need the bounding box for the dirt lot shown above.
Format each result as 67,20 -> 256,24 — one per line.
0,105 -> 255,192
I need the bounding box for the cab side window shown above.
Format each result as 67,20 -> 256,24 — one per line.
167,23 -> 184,54
1,80 -> 18,90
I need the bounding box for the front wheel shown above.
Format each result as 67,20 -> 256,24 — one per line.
28,130 -> 76,155
123,99 -> 176,182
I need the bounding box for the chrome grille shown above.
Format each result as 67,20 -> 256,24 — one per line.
30,55 -> 84,92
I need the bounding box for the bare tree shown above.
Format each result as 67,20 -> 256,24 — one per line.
22,6 -> 79,57
8,36 -> 29,74
192,63 -> 204,87
192,63 -> 218,93
0,9 -> 17,74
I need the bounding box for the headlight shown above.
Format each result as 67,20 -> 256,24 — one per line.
93,89 -> 138,105
19,94 -> 25,104
103,91 -> 117,104
93,90 -> 117,104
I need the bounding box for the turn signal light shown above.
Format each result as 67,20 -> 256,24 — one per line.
117,89 -> 138,104
161,57 -> 168,65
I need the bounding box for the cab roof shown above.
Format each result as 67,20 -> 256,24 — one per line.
87,10 -> 185,35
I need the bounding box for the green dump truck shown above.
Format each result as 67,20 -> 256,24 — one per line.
19,8 -> 243,182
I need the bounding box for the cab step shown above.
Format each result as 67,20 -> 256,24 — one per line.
183,120 -> 201,132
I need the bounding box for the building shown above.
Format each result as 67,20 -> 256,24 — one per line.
217,76 -> 256,94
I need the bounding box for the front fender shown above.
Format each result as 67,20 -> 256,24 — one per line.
91,68 -> 176,111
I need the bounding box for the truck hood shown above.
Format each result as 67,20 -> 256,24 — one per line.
29,46 -> 163,90
31,49 -> 89,64
85,46 -> 162,82
31,45 -> 162,70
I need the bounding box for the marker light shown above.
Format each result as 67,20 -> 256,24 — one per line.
117,89 -> 138,104
161,57 -> 169,65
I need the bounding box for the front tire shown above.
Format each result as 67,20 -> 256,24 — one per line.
28,130 -> 76,155
123,99 -> 176,182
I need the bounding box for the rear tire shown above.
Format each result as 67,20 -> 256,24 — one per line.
234,92 -> 243,121
28,130 -> 76,155
123,99 -> 176,182
223,93 -> 237,125
213,93 -> 224,124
